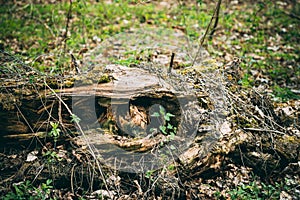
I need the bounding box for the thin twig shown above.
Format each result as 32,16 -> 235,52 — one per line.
209,0 -> 222,40
192,0 -> 222,66
44,80 -> 110,194
15,105 -> 34,133
71,164 -> 76,194
243,127 -> 285,135
71,53 -> 81,74
168,52 -> 175,73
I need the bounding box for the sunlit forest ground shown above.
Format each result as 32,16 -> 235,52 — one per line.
1,0 -> 299,97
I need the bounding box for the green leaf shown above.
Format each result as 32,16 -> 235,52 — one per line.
145,170 -> 155,178
167,123 -> 173,129
159,105 -> 165,115
170,144 -> 176,150
70,114 -> 81,123
151,112 -> 160,117
164,115 -> 170,121
50,122 -> 60,130
164,112 -> 175,121
150,128 -> 157,133
159,125 -> 167,135
46,179 -> 52,185
170,132 -> 175,140
168,164 -> 175,170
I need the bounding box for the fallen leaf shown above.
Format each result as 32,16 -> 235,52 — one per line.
26,150 -> 38,162
220,121 -> 231,135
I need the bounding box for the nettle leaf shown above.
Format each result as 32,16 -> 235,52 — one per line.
164,115 -> 170,121
166,113 -> 175,117
170,132 -> 175,140
168,164 -> 175,170
71,114 -> 81,123
151,112 -> 160,117
159,125 -> 167,135
167,123 -> 173,129
46,179 -> 53,185
149,128 -> 157,133
145,170 -> 155,178
159,105 -> 166,115
164,113 -> 175,121
50,121 -> 59,129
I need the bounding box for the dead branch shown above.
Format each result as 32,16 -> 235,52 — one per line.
209,0 -> 222,40
192,0 -> 222,66
168,52 -> 175,73
44,80 -> 111,194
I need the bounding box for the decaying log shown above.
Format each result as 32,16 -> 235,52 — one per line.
1,63 -> 298,179
0,64 -> 204,175
0,65 -> 193,140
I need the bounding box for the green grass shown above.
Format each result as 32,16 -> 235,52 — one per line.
0,0 -> 299,100
0,1 -> 211,56
3,179 -> 53,200
216,1 -> 299,100
226,177 -> 296,200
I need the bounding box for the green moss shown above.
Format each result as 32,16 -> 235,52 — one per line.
98,74 -> 111,84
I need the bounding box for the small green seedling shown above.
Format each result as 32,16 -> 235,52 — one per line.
70,114 -> 81,123
150,105 -> 177,140
49,122 -> 61,144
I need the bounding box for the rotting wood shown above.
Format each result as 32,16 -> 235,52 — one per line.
0,65 -> 195,138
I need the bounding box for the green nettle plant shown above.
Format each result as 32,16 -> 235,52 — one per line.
3,179 -> 53,200
43,150 -> 62,163
227,179 -> 293,200
70,114 -> 81,123
145,169 -> 155,180
150,105 -> 177,140
49,122 -> 61,144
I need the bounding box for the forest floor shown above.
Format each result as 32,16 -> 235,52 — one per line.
0,0 -> 299,199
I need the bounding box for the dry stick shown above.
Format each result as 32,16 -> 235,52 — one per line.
71,53 -> 81,74
32,164 -> 44,184
58,79 -> 63,129
70,164 -> 76,194
15,105 -> 34,133
168,52 -> 175,73
209,0 -> 222,40
192,0 -> 221,66
243,127 -> 285,135
44,80 -> 110,194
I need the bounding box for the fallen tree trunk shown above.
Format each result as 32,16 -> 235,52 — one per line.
0,65 -> 187,136
1,63 -> 299,187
